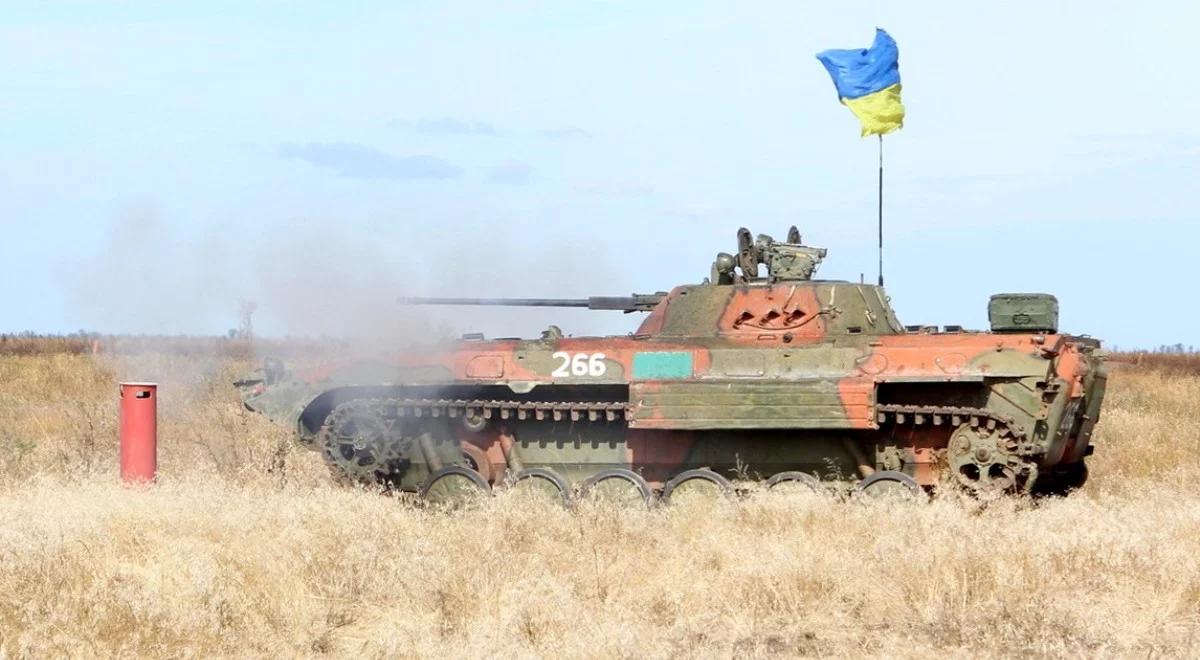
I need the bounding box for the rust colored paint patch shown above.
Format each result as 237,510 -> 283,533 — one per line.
465,355 -> 504,378
836,378 -> 877,430
936,353 -> 967,374
626,429 -> 697,484
856,353 -> 888,375
1054,345 -> 1087,398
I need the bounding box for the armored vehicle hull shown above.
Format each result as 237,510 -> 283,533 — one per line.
240,229 -> 1105,501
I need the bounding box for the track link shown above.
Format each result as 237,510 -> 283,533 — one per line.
340,398 -> 632,423
323,399 -> 1037,451
875,403 -> 1041,456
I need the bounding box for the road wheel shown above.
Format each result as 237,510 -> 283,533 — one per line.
662,468 -> 733,504
579,468 -> 654,508
854,470 -> 924,500
420,466 -> 491,509
765,471 -> 822,494
507,468 -> 572,507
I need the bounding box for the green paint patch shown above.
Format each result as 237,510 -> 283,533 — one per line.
632,351 -> 693,379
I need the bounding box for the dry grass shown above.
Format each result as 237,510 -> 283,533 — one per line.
1,351 -> 1199,658
1109,350 -> 1200,377
0,333 -> 348,359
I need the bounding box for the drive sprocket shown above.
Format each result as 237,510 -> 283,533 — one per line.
947,422 -> 1036,495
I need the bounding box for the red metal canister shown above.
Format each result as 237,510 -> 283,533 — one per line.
119,382 -> 158,484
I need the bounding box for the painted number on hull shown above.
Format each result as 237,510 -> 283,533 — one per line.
551,352 -> 607,377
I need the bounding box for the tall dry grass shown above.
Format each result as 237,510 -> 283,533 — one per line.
1108,350 -> 1200,377
0,352 -> 1198,658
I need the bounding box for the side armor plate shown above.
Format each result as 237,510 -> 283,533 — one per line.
629,380 -> 872,430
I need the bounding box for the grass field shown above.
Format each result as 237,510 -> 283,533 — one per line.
1,350 -> 1199,658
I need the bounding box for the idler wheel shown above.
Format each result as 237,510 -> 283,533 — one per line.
765,471 -> 822,493
319,404 -> 408,485
854,470 -> 924,500
578,468 -> 654,508
661,468 -> 733,504
507,468 -> 572,507
420,466 -> 491,508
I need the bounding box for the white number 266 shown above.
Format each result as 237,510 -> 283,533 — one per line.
551,352 -> 607,377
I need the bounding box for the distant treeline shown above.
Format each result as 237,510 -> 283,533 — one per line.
4,333 -> 1198,374
0,332 -> 348,358
1108,351 -> 1200,376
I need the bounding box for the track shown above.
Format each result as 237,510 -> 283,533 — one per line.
318,397 -> 1042,500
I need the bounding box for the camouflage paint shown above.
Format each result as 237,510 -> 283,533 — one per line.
240,229 -> 1106,496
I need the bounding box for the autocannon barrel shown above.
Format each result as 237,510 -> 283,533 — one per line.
398,297 -> 590,308
397,294 -> 665,312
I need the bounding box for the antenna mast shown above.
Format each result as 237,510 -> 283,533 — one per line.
877,135 -> 884,287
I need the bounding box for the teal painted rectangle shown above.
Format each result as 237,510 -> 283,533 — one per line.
632,351 -> 693,379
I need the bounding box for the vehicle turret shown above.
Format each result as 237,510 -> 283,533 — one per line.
399,228 -> 901,338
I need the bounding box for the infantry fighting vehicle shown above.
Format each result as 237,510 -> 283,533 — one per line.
239,228 -> 1105,503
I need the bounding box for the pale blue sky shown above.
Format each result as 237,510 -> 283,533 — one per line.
1,1 -> 1196,348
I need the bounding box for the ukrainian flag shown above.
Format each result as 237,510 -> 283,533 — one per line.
816,29 -> 905,137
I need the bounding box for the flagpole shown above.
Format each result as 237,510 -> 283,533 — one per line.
877,134 -> 884,287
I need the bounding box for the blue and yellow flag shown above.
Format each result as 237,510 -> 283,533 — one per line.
816,29 -> 905,137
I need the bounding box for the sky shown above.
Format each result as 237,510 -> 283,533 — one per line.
1,1 -> 1197,348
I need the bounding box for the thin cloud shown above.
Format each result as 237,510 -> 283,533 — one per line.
278,142 -> 461,180
394,117 -> 501,137
391,118 -> 592,140
575,180 -> 653,197
541,126 -> 592,140
660,202 -> 724,219
1073,133 -> 1200,161
486,161 -> 534,185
